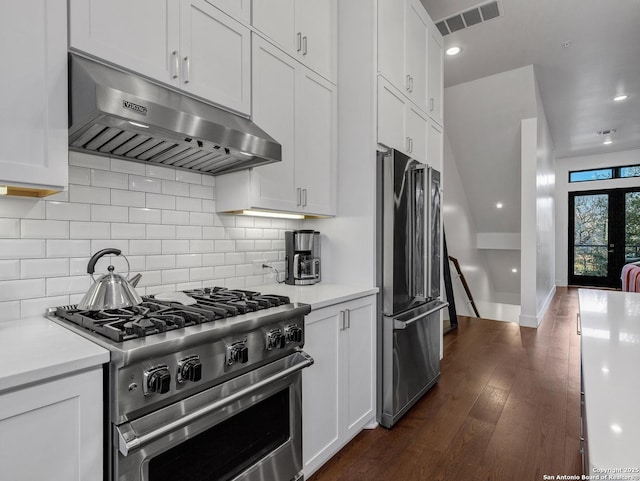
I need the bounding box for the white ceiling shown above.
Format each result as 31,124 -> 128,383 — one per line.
421,0 -> 640,159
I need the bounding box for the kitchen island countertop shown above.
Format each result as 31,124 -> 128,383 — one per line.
0,316 -> 109,393
578,288 -> 640,479
251,283 -> 378,310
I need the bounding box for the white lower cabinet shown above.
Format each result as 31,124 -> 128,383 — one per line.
302,294 -> 376,478
0,367 -> 104,481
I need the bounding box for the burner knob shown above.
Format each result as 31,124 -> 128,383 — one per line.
226,341 -> 249,365
285,325 -> 303,343
266,329 -> 286,350
144,366 -> 171,395
178,356 -> 202,383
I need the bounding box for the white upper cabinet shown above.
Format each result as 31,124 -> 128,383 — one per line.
428,29 -> 444,126
252,0 -> 336,82
378,0 -> 429,114
204,0 -> 250,24
0,0 -> 68,193
69,0 -> 251,115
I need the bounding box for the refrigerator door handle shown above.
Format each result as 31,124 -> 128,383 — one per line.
411,164 -> 426,298
392,302 -> 448,330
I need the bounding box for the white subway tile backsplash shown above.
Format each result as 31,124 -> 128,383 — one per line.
263,229 -> 280,239
214,240 -> 235,252
202,253 -> 225,266
244,252 -> 265,262
111,189 -> 146,207
130,240 -> 162,255
176,254 -> 202,268
91,239 -> 129,255
254,218 -> 272,228
146,224 -> 176,239
214,265 -> 235,279
70,222 -> 110,239
271,219 -> 286,229
202,200 -> 216,213
176,171 -> 202,184
130,175 -> 162,193
201,175 -> 215,187
69,166 -> 91,185
111,223 -> 146,239
130,207 -> 162,224
137,270 -> 162,287
70,185 -> 111,205
161,240 -> 190,254
189,212 -> 214,226
235,264 -> 253,277
225,278 -> 246,289
0,219 -> 20,238
21,258 -> 69,279
91,205 -> 129,222
146,283 -> 175,295
190,266 -> 214,281
111,158 -> 146,175
21,295 -> 70,318
0,278 -> 45,301
0,197 -> 45,220
190,240 -> 214,253
235,240 -> 255,251
176,281 -> 203,291
176,226 -> 202,240
69,150 -> 105,169
146,165 -> 176,181
146,193 -> 176,210
146,255 -> 176,270
245,275 -> 265,287
0,260 -> 20,280
264,251 -> 279,262
224,252 -> 245,265
189,184 -> 214,200
91,169 -> 129,189
46,276 -> 91,296
47,240 -> 91,258
46,201 -> 91,221
235,216 -> 254,228
272,240 -> 285,250
245,228 -> 263,239
203,227 -> 225,239
225,227 -> 245,239
162,180 -> 190,197
176,197 -> 201,212
0,301 -> 21,321
162,210 -> 191,226
0,239 -> 46,259
162,269 -> 190,284
218,215 -> 236,227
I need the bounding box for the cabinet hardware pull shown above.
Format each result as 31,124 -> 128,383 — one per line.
302,36 -> 308,56
406,137 -> 411,152
172,51 -> 179,79
410,76 -> 414,92
430,98 -> 434,112
296,188 -> 302,206
346,309 -> 351,329
409,138 -> 414,153
183,56 -> 190,84
406,74 -> 411,92
297,32 -> 302,52
302,189 -> 307,207
340,310 -> 346,330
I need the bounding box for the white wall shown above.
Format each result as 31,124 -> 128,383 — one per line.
442,132 -> 494,315
0,152 -> 300,321
555,148 -> 640,286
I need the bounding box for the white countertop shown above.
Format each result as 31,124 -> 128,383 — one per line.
578,289 -> 640,479
252,283 -> 378,310
0,317 -> 109,394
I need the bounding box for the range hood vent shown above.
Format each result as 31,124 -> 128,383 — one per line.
68,54 -> 281,176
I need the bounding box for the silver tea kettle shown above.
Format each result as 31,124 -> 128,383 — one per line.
78,248 -> 143,310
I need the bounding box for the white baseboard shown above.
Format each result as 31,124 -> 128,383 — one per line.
519,285 -> 556,328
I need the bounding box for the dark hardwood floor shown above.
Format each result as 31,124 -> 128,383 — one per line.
309,287 -> 582,481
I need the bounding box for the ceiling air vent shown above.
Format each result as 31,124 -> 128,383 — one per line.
435,1 -> 503,36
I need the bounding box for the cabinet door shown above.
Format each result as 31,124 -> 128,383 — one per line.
0,0 -> 68,191
405,0 -> 429,112
296,68 -> 336,216
205,0 -> 250,23
427,120 -> 443,171
180,0 -> 251,114
252,0 -> 296,53
377,0 -> 405,90
377,77 -> 408,154
407,104 -> 429,164
69,0 -> 180,85
296,0 -> 335,81
302,305 -> 341,477
341,296 -> 376,438
0,368 -> 103,481
428,30 -> 444,125
251,36 -> 298,211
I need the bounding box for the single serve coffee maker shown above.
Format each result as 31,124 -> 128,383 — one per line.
285,230 -> 321,285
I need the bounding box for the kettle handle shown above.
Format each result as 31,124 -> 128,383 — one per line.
87,248 -> 122,274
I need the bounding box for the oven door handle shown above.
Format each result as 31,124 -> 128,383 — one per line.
116,351 -> 314,456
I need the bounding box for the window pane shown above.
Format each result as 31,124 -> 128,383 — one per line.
625,192 -> 640,263
573,194 -> 608,277
620,166 -> 640,178
569,169 -> 613,182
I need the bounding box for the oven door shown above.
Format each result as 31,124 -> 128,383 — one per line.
114,350 -> 313,481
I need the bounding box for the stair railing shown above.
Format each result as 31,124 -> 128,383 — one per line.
448,256 -> 480,318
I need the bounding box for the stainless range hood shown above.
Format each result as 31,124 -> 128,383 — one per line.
68,54 -> 281,175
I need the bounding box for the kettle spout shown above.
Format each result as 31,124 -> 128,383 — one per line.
128,273 -> 142,288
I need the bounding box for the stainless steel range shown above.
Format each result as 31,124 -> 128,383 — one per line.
48,287 -> 312,481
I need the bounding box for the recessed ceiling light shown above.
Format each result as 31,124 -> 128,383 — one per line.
511,268 -> 518,273
445,46 -> 462,56
613,94 -> 629,102
603,140 -> 613,145
496,202 -> 503,209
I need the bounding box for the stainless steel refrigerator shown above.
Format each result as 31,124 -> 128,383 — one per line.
376,148 -> 448,428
